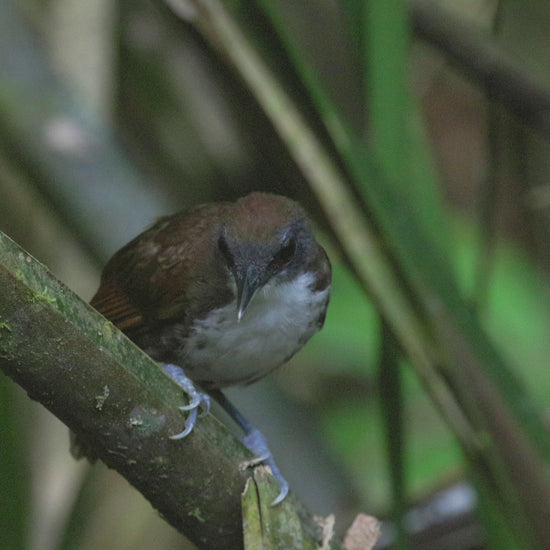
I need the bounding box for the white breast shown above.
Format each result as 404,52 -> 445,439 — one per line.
179,272 -> 329,386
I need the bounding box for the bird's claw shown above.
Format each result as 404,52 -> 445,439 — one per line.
161,363 -> 210,439
241,427 -> 290,506
160,367 -> 289,504
169,406 -> 199,440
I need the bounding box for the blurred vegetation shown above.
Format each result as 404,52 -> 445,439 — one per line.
2,0 -> 550,549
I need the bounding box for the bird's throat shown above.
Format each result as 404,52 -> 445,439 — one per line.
175,271 -> 329,387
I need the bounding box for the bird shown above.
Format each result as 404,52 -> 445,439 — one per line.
90,192 -> 332,503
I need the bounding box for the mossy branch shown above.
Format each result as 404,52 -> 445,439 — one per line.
0,231 -> 332,550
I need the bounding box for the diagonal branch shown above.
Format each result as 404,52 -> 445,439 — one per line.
0,231 -> 326,549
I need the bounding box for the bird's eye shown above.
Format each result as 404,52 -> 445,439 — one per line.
218,234 -> 235,269
270,238 -> 296,270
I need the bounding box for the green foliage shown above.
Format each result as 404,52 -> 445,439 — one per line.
2,0 -> 550,548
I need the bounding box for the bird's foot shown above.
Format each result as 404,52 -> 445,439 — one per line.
241,428 -> 289,506
159,377 -> 289,505
209,389 -> 290,505
160,363 -> 210,439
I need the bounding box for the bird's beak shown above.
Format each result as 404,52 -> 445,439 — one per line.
235,265 -> 262,321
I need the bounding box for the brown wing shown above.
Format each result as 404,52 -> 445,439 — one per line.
90,204 -> 232,336
90,279 -> 144,331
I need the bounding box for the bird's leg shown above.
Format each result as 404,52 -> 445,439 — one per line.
160,364 -> 289,504
160,363 -> 211,439
209,389 -> 289,505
